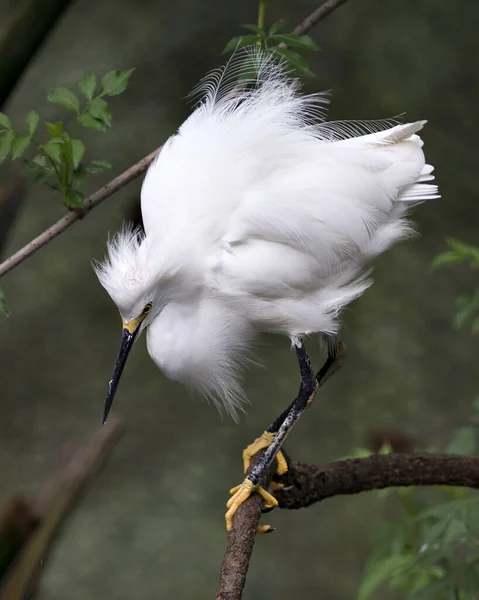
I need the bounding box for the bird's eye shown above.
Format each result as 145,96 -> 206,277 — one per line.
142,302 -> 152,315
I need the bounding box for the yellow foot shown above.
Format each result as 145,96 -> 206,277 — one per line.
242,431 -> 288,476
225,478 -> 278,532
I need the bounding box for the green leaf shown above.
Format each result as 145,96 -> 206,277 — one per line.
268,20 -> 287,36
70,139 -> 85,169
432,251 -> 463,269
23,154 -> 51,174
100,68 -> 134,96
465,565 -> 479,596
45,121 -> 63,137
417,496 -> 479,521
72,164 -> 88,186
64,189 -> 85,208
87,98 -> 112,127
78,73 -> 96,101
446,237 -> 479,266
270,34 -> 320,51
222,35 -> 260,54
32,154 -> 47,168
77,114 -> 106,132
472,317 -> 479,334
447,237 -> 477,254
41,138 -> 63,163
358,555 -> 412,600
240,24 -> 264,35
0,130 -> 14,161
25,110 -> 39,135
85,160 -> 112,173
48,87 -> 80,113
454,304 -> 474,329
456,295 -> 471,307
446,426 -> 476,455
0,112 -> 11,129
0,289 -> 10,317
11,134 -> 31,159
271,47 -> 315,76
35,171 -> 53,185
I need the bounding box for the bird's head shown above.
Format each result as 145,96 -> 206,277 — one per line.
93,226 -> 169,424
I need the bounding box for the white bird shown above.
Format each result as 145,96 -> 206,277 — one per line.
95,49 -> 439,531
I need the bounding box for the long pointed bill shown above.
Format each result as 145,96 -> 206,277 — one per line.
102,318 -> 143,425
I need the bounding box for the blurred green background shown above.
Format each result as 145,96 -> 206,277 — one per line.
0,0 -> 477,598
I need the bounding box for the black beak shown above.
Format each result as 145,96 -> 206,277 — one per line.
102,326 -> 139,424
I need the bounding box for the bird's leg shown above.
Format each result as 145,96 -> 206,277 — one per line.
242,341 -> 337,476
225,338 -> 336,532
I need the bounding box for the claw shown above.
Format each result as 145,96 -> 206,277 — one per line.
256,524 -> 275,534
242,431 -> 288,476
225,478 -> 278,532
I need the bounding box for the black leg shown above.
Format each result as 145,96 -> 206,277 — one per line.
249,338 -> 335,486
266,338 -> 337,434
225,336 -> 338,531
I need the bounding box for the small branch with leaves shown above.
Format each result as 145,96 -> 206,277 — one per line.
0,69 -> 134,209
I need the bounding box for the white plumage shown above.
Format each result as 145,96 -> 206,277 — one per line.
95,49 -> 439,419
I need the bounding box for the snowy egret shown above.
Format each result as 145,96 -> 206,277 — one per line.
95,49 -> 439,531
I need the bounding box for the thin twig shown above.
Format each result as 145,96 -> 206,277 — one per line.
0,147 -> 161,278
0,0 -> 350,280
216,342 -> 346,600
292,0 -> 349,36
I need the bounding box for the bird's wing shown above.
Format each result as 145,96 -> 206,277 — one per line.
207,121 -> 438,302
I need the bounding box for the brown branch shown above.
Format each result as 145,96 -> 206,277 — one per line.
0,415 -> 123,600
0,146 -> 162,278
276,453 -> 479,510
216,491 -> 265,600
217,450 -> 479,600
216,342 -> 346,599
292,0 -> 349,36
0,0 -> 350,281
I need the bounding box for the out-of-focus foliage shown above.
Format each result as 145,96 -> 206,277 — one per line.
433,238 -> 479,334
357,411 -> 479,600
357,240 -> 479,599
0,69 -> 134,209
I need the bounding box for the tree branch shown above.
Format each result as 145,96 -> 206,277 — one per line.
0,146 -> 162,278
292,0 -> 349,36
216,341 -> 346,599
216,491 -> 265,600
0,415 -> 123,600
276,453 -> 479,509
0,0 -> 350,280
216,451 -> 479,600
